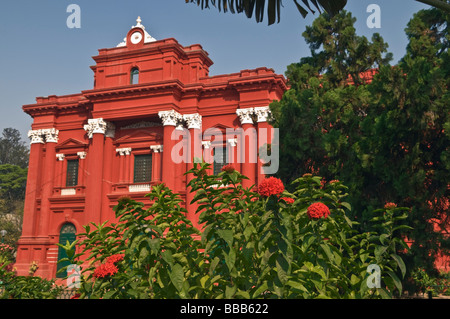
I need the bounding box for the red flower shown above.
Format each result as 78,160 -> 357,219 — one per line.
280,197 -> 295,204
92,262 -> 118,279
384,202 -> 397,209
307,202 -> 330,219
258,177 -> 285,197
106,254 -> 124,264
221,164 -> 236,173
71,293 -> 81,299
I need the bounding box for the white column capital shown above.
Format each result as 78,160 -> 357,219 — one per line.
227,138 -> 238,147
254,106 -> 272,123
236,108 -> 254,125
56,154 -> 65,161
28,130 -> 45,144
42,128 -> 59,143
158,110 -> 183,126
84,118 -> 115,138
116,148 -> 132,156
150,145 -> 163,153
77,151 -> 87,159
183,113 -> 202,130
202,141 -> 211,149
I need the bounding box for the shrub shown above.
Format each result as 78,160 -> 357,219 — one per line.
60,163 -> 410,299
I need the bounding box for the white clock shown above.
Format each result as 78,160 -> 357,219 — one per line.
130,31 -> 143,44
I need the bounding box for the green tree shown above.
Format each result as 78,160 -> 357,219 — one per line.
0,128 -> 29,247
0,164 -> 27,247
0,128 -> 29,168
362,7 -> 449,273
270,7 -> 449,275
186,0 -> 450,25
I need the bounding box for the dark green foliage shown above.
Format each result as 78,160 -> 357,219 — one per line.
270,8 -> 449,275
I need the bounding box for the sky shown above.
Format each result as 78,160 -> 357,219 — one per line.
0,0 -> 429,141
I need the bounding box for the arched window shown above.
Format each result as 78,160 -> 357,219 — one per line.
130,67 -> 139,84
56,223 -> 77,278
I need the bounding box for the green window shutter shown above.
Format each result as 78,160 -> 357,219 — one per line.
134,154 -> 152,183
66,159 -> 79,187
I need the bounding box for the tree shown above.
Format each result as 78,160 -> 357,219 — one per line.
270,7 -> 449,275
0,128 -> 29,168
186,0 -> 450,25
0,128 -> 29,247
0,164 -> 27,247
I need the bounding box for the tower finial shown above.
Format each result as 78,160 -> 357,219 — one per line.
136,16 -> 142,27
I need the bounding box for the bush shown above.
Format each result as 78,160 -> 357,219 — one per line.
60,163 -> 411,299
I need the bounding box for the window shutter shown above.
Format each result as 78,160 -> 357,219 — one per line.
134,154 -> 152,183
213,147 -> 227,175
66,159 -> 79,187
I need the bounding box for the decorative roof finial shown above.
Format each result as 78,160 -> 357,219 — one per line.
136,16 -> 142,27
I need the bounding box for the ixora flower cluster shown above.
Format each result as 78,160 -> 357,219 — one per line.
307,202 -> 331,219
258,176 -> 330,218
92,254 -> 124,279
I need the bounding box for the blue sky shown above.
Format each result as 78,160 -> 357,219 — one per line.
0,0 -> 429,140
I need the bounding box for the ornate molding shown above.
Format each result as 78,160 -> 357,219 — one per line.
254,106 -> 272,123
183,113 -> 202,130
116,148 -> 132,156
158,110 -> 183,126
56,154 -> 65,161
236,108 -> 254,125
150,145 -> 163,153
84,118 -> 115,138
28,130 -> 44,144
120,121 -> 162,130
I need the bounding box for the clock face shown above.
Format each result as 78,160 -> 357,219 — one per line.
130,31 -> 143,44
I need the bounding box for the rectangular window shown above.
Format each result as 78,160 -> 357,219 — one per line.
134,154 -> 152,183
66,159 -> 79,187
213,146 -> 228,175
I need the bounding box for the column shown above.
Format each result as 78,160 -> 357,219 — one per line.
254,106 -> 273,184
38,128 -> 59,238
15,130 -> 45,276
21,130 -> 45,238
150,145 -> 163,181
102,128 -> 115,222
202,141 -> 213,175
77,152 -> 87,187
84,118 -> 113,225
116,148 -> 132,182
236,108 -> 257,189
158,110 -> 182,191
56,153 -> 65,187
183,113 -> 202,229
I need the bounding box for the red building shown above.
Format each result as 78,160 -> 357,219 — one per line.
15,18 -> 287,279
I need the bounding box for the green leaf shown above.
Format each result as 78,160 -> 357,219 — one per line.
224,248 -> 236,272
149,238 -> 160,255
169,263 -> 185,293
286,280 -> 308,292
225,285 -> 237,298
217,229 -> 234,248
390,253 -> 406,278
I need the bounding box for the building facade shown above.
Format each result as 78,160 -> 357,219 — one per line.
15,18 -> 287,279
